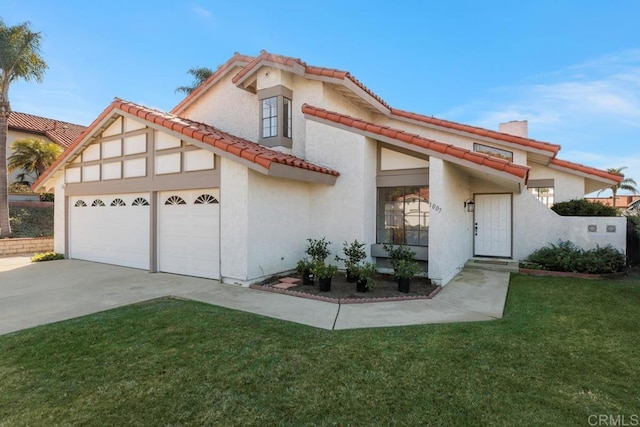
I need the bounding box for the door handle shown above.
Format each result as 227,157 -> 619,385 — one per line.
474,222 -> 478,236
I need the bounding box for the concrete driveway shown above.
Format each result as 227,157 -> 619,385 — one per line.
0,257 -> 510,335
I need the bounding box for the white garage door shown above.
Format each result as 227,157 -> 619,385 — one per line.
158,189 -> 220,279
69,193 -> 150,269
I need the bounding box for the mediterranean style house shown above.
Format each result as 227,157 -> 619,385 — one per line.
34,51 -> 626,286
8,111 -> 85,183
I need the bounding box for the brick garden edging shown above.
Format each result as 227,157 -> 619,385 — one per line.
0,237 -> 54,256
249,283 -> 442,304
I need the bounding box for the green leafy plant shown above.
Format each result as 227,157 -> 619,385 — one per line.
352,261 -> 378,290
335,239 -> 366,272
296,258 -> 313,274
310,262 -> 338,279
551,199 -> 618,217
394,259 -> 422,279
526,240 -> 625,274
306,238 -> 331,263
382,243 -> 417,271
31,252 -> 64,262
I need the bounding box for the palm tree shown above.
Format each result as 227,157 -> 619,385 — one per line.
0,19 -> 47,237
598,166 -> 638,208
8,137 -> 62,182
175,67 -> 214,95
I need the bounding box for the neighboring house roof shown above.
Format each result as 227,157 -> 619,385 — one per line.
585,195 -> 640,208
34,99 -> 338,191
8,111 -> 86,148
302,104 -> 529,183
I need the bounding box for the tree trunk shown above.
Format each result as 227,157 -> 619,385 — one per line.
612,189 -> 617,209
0,101 -> 11,237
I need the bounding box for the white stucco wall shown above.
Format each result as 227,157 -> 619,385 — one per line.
527,161 -> 585,202
428,158 -> 473,285
513,192 -> 626,259
306,121 -> 377,264
182,72 -> 259,143
51,172 -> 66,254
219,157 -> 249,282
246,171 -> 310,280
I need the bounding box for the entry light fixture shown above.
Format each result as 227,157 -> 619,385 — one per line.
464,198 -> 475,213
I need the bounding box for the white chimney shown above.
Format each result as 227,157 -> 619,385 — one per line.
499,120 -> 528,138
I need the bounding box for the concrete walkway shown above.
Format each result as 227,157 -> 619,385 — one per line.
0,257 -> 510,335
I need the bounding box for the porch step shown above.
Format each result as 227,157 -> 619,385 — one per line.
465,257 -> 520,273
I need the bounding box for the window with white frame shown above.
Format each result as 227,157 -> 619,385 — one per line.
262,97 -> 278,138
529,186 -> 554,207
376,186 -> 430,246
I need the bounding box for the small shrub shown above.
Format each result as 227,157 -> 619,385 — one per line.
335,239 -> 366,271
382,243 -> 416,271
40,193 -> 54,202
551,199 -> 618,217
31,252 -> 64,262
8,182 -> 33,193
305,238 -> 331,263
310,261 -> 338,279
526,240 -> 625,274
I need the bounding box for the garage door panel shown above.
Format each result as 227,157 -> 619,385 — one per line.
158,189 -> 220,279
69,194 -> 150,270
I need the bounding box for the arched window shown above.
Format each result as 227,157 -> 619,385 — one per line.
194,194 -> 219,204
74,200 -> 87,207
110,198 -> 126,206
165,195 -> 186,205
132,197 -> 149,206
91,199 -> 106,207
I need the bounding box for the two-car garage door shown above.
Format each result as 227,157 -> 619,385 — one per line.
68,189 -> 220,279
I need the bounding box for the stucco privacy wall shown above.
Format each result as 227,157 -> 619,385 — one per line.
306,120 -> 377,262
527,162 -> 585,203
220,157 -> 249,282
428,159 -> 473,285
376,115 -> 529,165
246,171 -> 310,280
512,193 -> 626,259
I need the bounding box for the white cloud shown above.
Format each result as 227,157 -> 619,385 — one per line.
446,49 -> 640,188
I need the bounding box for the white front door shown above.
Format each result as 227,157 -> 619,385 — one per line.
474,193 -> 512,258
158,189 -> 220,279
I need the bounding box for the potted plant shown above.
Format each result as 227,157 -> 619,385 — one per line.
394,259 -> 422,293
335,239 -> 366,282
296,258 -> 314,286
306,237 -> 331,263
382,243 -> 417,274
353,261 -> 377,292
311,261 -> 338,292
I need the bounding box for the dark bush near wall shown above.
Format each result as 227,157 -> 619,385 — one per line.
526,240 -> 626,274
551,199 -> 618,216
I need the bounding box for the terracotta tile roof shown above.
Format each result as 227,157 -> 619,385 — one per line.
170,52 -> 255,114
302,104 -> 529,180
8,111 -> 86,148
585,196 -> 640,208
549,158 -> 622,183
34,99 -> 338,191
231,50 -> 390,110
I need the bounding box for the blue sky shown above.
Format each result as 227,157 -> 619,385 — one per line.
4,1 -> 640,194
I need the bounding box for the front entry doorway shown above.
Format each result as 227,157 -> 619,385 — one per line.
474,193 -> 512,258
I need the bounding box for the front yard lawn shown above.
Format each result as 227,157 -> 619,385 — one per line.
0,274 -> 638,425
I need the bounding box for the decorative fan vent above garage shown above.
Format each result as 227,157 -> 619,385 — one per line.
194,194 -> 219,204
74,200 -> 87,207
132,197 -> 149,206
110,198 -> 126,206
92,199 -> 106,207
164,196 -> 187,205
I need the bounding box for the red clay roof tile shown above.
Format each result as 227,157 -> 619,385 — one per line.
8,111 -> 86,148
550,158 -> 622,183
34,99 -> 339,190
302,104 -> 529,180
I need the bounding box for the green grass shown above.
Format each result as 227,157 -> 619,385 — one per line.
8,206 -> 54,238
1,274 -> 638,426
